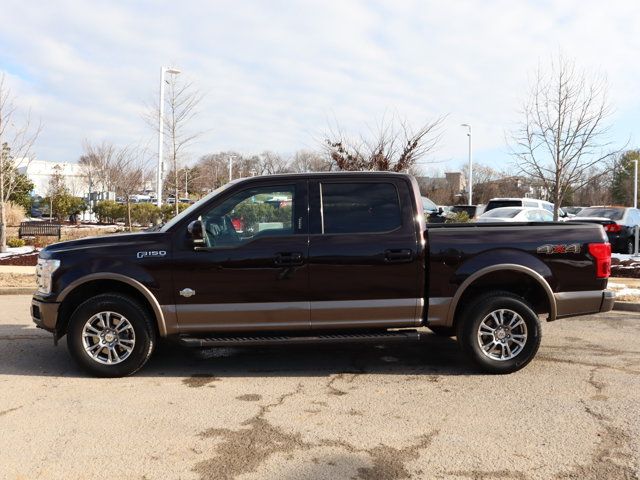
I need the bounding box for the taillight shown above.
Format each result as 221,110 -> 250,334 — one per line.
604,223 -> 622,233
588,243 -> 611,278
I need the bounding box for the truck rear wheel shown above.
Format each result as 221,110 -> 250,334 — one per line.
456,291 -> 541,374
67,293 -> 156,377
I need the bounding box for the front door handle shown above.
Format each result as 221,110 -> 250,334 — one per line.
384,249 -> 413,263
274,252 -> 304,266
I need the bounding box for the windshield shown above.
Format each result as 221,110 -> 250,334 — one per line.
481,207 -> 522,218
575,208 -> 624,221
422,197 -> 438,212
160,181 -> 240,232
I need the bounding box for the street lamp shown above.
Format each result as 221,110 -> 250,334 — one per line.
634,159 -> 638,256
156,66 -> 181,207
461,124 -> 473,205
228,155 -> 236,182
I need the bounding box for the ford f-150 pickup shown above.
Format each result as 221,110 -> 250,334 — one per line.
31,172 -> 615,377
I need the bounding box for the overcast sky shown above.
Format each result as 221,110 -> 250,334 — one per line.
1,0 -> 639,174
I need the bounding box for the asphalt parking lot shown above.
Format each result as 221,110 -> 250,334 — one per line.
1,295 -> 639,480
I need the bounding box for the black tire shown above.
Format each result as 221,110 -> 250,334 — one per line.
456,291 -> 541,374
427,326 -> 456,337
67,293 -> 156,377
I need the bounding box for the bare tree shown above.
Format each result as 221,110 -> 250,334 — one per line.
325,115 -> 445,172
255,151 -> 290,175
0,74 -> 42,252
290,150 -> 332,173
79,140 -> 119,211
509,54 -> 617,220
110,146 -> 148,230
145,76 -> 203,215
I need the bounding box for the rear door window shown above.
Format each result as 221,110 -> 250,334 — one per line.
320,183 -> 401,234
486,200 -> 522,212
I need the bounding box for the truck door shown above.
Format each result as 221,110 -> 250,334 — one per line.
171,179 -> 309,333
308,178 -> 422,330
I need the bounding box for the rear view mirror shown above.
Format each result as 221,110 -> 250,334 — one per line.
188,220 -> 204,240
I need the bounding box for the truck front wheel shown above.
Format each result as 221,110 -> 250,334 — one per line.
67,294 -> 156,377
456,292 -> 541,374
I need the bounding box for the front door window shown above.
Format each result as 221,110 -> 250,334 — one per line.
200,186 -> 295,248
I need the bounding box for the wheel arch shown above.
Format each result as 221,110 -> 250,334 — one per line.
56,273 -> 169,338
447,264 -> 557,328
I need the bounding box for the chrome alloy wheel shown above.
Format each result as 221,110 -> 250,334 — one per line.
476,308 -> 528,361
81,311 -> 136,365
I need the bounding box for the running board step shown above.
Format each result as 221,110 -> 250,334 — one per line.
178,330 -> 420,348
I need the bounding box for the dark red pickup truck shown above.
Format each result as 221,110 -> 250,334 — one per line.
31,172 -> 614,377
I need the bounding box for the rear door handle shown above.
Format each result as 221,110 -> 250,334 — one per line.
274,252 -> 304,266
384,249 -> 413,263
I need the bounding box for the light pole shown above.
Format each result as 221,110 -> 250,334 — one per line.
634,159 -> 638,256
228,155 -> 236,182
156,66 -> 181,207
461,124 -> 473,205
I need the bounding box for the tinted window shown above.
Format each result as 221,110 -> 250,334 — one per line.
485,200 -> 521,211
542,203 -> 553,212
321,183 -> 401,234
200,185 -> 295,247
524,200 -> 538,208
576,208 -> 624,221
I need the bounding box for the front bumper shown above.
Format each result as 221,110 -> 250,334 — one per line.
31,297 -> 60,333
554,289 -> 615,319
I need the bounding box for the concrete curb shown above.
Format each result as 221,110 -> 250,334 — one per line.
614,302 -> 640,313
0,287 -> 36,295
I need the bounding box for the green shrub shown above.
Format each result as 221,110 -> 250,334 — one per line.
130,203 -> 162,226
161,203 -> 190,222
7,237 -> 26,248
43,194 -> 87,221
445,211 -> 471,223
93,200 -> 126,223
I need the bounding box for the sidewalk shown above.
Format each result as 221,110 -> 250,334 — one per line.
0,266 -> 34,274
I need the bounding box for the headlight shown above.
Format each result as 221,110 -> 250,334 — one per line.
36,259 -> 61,294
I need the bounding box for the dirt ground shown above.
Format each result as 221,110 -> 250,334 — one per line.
1,295 -> 639,480
0,273 -> 35,288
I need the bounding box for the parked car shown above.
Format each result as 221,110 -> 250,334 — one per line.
485,198 -> 569,218
32,172 -> 613,377
571,206 -> 640,254
477,207 -> 554,223
563,206 -> 585,216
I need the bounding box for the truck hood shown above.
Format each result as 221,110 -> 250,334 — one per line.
41,231 -> 168,256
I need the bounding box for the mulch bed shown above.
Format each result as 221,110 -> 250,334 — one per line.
0,252 -> 39,266
611,257 -> 640,279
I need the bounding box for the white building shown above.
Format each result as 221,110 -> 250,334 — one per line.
17,160 -> 90,198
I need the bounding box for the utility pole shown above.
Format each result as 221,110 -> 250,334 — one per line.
634,159 -> 638,256
461,124 -> 473,205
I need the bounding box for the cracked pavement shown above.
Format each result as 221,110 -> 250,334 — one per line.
1,294 -> 639,479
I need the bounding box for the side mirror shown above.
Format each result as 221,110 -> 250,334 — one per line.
187,220 -> 204,240
438,207 -> 444,215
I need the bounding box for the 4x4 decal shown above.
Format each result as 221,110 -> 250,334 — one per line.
537,244 -> 581,255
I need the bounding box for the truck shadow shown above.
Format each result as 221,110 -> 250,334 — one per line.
0,324 -> 480,378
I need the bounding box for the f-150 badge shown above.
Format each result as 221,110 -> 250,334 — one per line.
137,250 -> 167,259
537,244 -> 581,255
